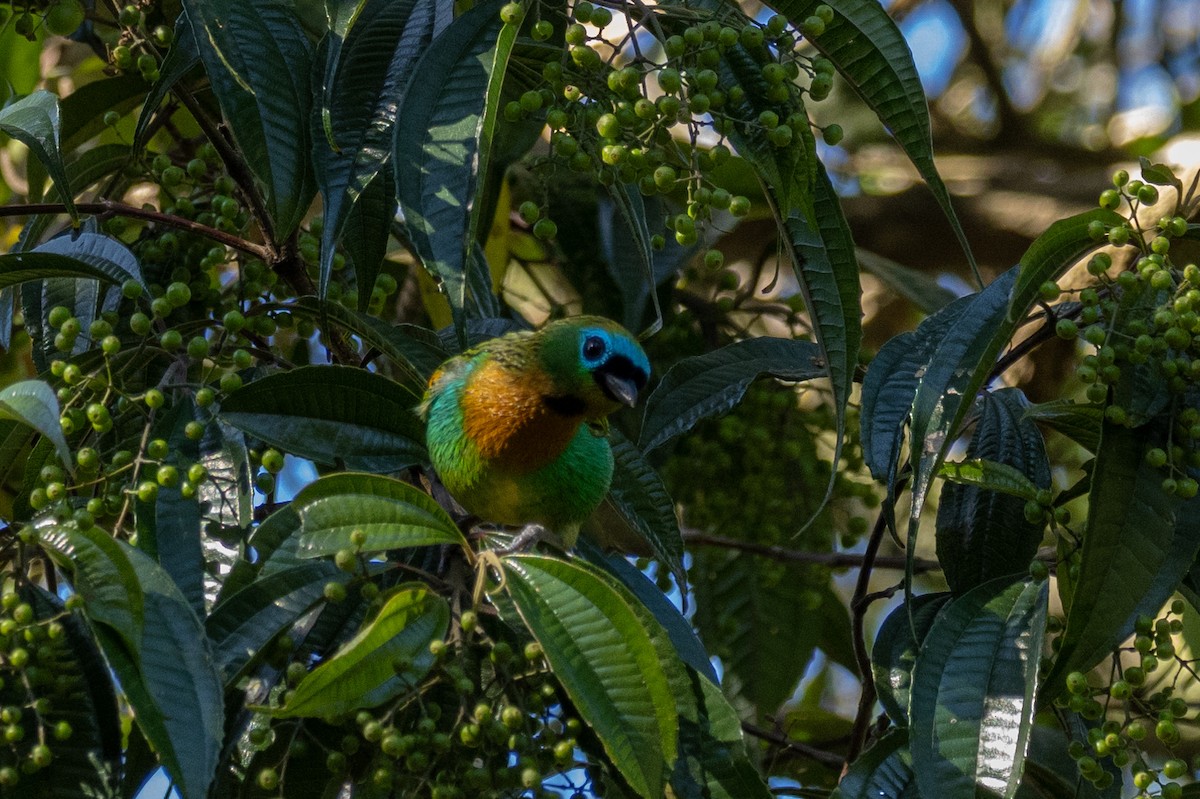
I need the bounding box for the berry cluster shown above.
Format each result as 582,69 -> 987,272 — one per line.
663,380 -> 876,553
1052,165 -> 1200,497
0,0 -> 85,40
0,590 -> 85,789
499,0 -> 840,258
253,611 -> 600,798
1054,600 -> 1197,797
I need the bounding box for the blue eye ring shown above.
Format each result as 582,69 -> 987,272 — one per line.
582,335 -> 606,361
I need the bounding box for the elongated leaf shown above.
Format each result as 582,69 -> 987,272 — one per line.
35,518 -> 144,651
274,584 -> 449,717
580,541 -> 716,682
871,593 -> 950,725
781,163 -> 863,443
47,521 -> 222,799
393,0 -> 507,334
606,432 -> 684,582
0,246 -> 142,294
1044,422 -> 1200,698
15,586 -> 121,799
910,577 -> 1048,799
766,0 -> 976,280
936,389 -> 1050,594
832,730 -> 919,799
0,380 -> 69,465
134,13 -> 199,151
1007,209 -> 1124,324
1022,400 -> 1102,453
289,297 -> 447,392
906,268 -> 1018,587
860,294 -> 972,480
122,546 -> 224,799
691,550 -> 828,716
639,337 -> 824,453
314,0 -> 435,304
183,0 -> 315,237
136,400 -> 204,614
207,561 -> 346,679
500,555 -> 677,799
857,248 -> 957,313
938,459 -> 1041,499
1017,725 -> 1121,799
295,472 -> 465,557
0,90 -> 75,218
219,365 -> 425,471
604,182 -> 663,335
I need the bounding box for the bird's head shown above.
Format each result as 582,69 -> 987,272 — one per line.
538,316 -> 651,418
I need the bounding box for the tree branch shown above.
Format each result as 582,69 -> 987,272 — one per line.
844,507 -> 892,770
741,722 -> 845,769
0,200 -> 270,261
681,530 -> 939,573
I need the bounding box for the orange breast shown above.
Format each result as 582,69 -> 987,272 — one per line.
461,360 -> 583,472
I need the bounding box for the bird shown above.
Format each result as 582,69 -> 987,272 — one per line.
418,316 -> 651,551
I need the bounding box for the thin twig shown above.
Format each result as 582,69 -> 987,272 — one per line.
844,508 -> 890,769
741,722 -> 845,768
681,530 -> 939,573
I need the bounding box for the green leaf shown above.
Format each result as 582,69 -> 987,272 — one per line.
859,294 -> 972,481
134,13 -> 199,151
15,586 -> 121,799
713,34 -> 815,217
0,90 -> 76,219
871,593 -> 950,726
313,0 -> 434,305
906,268 -> 1019,591
289,297 -> 447,393
936,388 -> 1050,594
910,577 -> 1048,799
136,400 -> 205,614
47,524 -> 223,799
579,540 -> 717,683
691,551 -> 828,716
938,459 -> 1041,500
638,337 -> 824,453
1022,399 -> 1102,453
856,248 -> 957,314
1044,422 -> 1200,699
605,432 -> 684,582
0,232 -> 144,293
1017,724 -> 1121,799
832,730 -> 919,799
0,379 -> 69,465
182,0 -> 315,237
603,182 -> 664,335
123,546 -> 224,799
207,562 -> 346,680
500,554 -> 677,799
1007,209 -> 1124,325
393,0 -> 509,334
568,549 -> 769,799
219,364 -> 425,471
781,162 -> 863,441
35,518 -> 144,652
273,584 -> 449,717
1138,157 -> 1181,191
294,472 -> 466,557
765,0 -> 977,281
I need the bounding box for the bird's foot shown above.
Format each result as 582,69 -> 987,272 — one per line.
494,524 -> 547,555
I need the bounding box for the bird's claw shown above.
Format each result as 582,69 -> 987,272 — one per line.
493,524 -> 547,555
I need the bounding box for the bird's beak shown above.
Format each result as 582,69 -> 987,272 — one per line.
599,372 -> 639,407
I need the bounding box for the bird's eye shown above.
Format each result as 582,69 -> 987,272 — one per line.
582,335 -> 606,360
